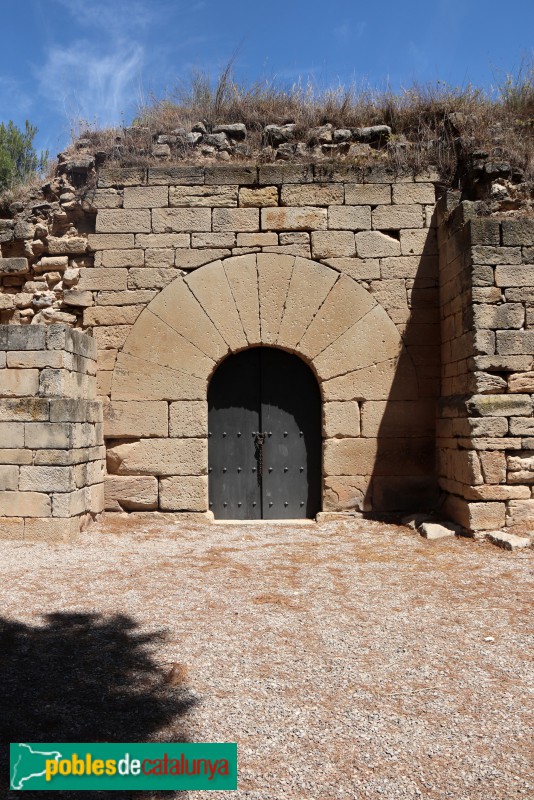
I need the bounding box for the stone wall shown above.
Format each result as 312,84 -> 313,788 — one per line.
76,165 -> 441,516
0,324 -> 104,540
437,198 -> 534,533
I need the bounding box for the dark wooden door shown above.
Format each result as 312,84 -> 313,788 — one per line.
208,348 -> 321,520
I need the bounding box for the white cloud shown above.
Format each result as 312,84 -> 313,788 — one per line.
37,40 -> 144,129
0,76 -> 33,117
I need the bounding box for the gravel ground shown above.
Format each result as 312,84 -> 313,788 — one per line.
0,515 -> 532,800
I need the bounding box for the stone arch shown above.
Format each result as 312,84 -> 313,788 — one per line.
109,253 -> 422,516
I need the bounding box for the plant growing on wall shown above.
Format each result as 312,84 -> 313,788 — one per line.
0,120 -> 48,191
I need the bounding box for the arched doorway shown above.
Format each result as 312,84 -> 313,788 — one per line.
208,348 -> 321,520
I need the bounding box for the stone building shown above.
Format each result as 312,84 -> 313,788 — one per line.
1,159 -> 533,540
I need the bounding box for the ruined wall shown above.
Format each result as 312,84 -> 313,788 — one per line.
437,198 -> 534,533
0,324 -> 104,540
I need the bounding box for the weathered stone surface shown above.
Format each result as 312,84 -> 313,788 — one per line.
0,422 -> 24,448
123,186 -> 168,208
261,207 -> 327,231
0,518 -> 24,540
323,355 -> 418,402
99,249 -> 144,268
159,476 -> 208,511
323,402 -> 360,437
311,230 -> 355,259
0,257 -> 29,275
506,499 -> 534,528
223,255 -> 260,345
123,309 -> 214,378
466,394 -> 532,417
88,234 -> 135,250
84,305 -> 142,326
170,185 -> 237,207
25,422 -> 71,449
128,268 -> 176,290
64,290 -> 94,307
186,260 -> 247,350
47,236 -> 87,254
299,275 -> 375,358
149,276 -> 229,361
361,399 -> 435,438
281,184 -> 343,206
277,258 -> 338,349
112,352 -> 206,401
152,208 -> 211,233
473,303 -> 524,329
324,437 -> 433,477
392,183 -> 436,204
239,187 -> 278,207
323,476 -> 370,512
345,184 -> 391,205
0,369 -> 39,397
111,438 -> 206,476
78,268 -> 128,291
19,465 -> 75,492
372,205 -> 423,229
0,491 -> 51,517
443,495 -> 506,531
0,465 -> 18,491
257,253 -> 295,344
356,230 -> 400,258
212,208 -> 259,232
508,372 -> 534,393
419,522 -> 458,539
169,401 -> 206,437
174,249 -> 230,270
487,531 -> 531,551
105,475 -> 158,511
313,305 -> 402,380
495,265 -> 534,287
104,401 -> 168,438
191,233 -> 235,248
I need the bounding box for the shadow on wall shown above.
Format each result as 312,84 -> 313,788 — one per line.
364,211 -> 441,515
0,613 -> 195,800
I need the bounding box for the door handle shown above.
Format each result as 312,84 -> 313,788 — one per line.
254,432 -> 265,477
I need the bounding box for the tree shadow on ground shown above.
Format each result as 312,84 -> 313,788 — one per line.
0,612 -> 195,799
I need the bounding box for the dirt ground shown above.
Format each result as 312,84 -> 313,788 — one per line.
0,515 -> 532,800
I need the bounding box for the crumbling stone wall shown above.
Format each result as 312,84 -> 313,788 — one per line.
437,198 -> 534,533
0,324 -> 104,540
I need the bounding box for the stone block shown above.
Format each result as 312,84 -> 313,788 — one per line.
0,398 -> 50,421
19,465 -> 75,492
495,265 -> 534,287
212,208 -> 259,232
356,230 -> 400,258
87,233 -> 135,250
468,218 -> 501,246
1,369 -> 39,397
466,394 -> 532,417
46,236 -> 87,254
24,517 -> 82,541
508,372 -> 534,393
99,249 -> 145,268
78,268 -> 128,291
323,476 -> 370,512
127,269 -> 175,289
323,257 -> 380,280
372,205 -> 423,229
52,488 -> 87,517
104,401 -> 168,438
506,500 -> 534,528
443,495 -> 506,531
324,437 -> 433,477
204,165 -> 257,185
237,233 -> 278,247
96,209 -> 151,233
64,290 -> 94,307
479,451 -> 506,484
0,421 -> 24,447
323,401 -> 360,437
152,208 -> 211,233
123,186 -> 168,208
111,438 -> 206,476
419,522 -> 457,539
170,185 -> 238,207
0,465 -> 18,490
261,207 -> 327,231
222,254 -> 260,345
473,303 -> 524,329
0,448 -> 32,465
169,401 -> 207,437
361,399 -> 435,438
0,257 -> 29,275
0,518 -> 24,540
299,274 -> 375,359
345,184 -> 391,205
159,476 -> 208,511
487,531 -> 531,551
239,187 -> 278,207
277,257 -> 338,349
311,230 -> 355,259
257,253 -> 295,344
191,233 -> 236,248
175,248 -> 230,270
105,475 -> 158,511
0,491 -> 51,517
25,422 -> 72,449
147,166 -> 204,185
497,330 -> 534,355
392,183 -> 436,204
49,399 -> 102,423
281,184 -> 344,206
186,261 -> 247,351
84,305 -> 143,326
472,246 -> 521,265
501,219 -> 534,246
258,164 -> 313,185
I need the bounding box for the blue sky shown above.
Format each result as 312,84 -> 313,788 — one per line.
1,0 -> 533,156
